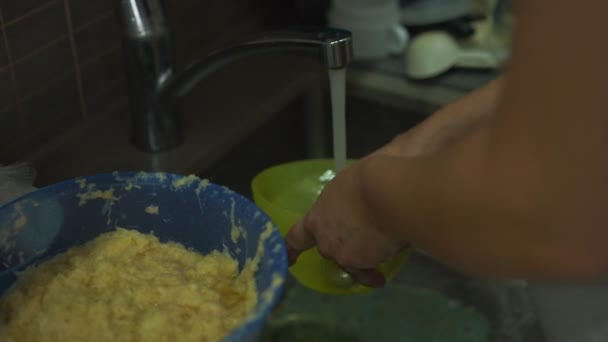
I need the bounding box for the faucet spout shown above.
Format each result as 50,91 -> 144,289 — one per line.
117,0 -> 352,153
160,28 -> 353,103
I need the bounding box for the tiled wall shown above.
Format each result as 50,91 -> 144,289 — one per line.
0,0 -> 124,162
0,0 -> 292,163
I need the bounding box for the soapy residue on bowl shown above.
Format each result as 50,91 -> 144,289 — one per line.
77,189 -> 117,206
228,200 -> 247,244
171,174 -> 209,194
0,201 -> 33,267
0,228 -> 259,341
0,214 -> 27,254
74,173 -> 210,225
144,205 -> 159,215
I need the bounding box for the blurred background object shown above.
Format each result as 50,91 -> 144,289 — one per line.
293,0 -> 513,79
0,163 -> 37,207
327,0 -> 409,61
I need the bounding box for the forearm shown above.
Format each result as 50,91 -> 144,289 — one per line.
360,119 -> 608,281
381,76 -> 503,156
355,0 -> 608,282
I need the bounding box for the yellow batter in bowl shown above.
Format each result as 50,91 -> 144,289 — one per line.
0,228 -> 258,342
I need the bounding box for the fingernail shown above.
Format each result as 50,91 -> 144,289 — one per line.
354,270 -> 386,288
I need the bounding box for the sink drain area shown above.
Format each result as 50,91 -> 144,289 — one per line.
262,316 -> 361,342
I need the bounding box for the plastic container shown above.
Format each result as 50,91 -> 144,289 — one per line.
0,172 -> 287,342
251,159 -> 408,295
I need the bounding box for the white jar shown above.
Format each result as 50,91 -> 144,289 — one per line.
327,0 -> 409,61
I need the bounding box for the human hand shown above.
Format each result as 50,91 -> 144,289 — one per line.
285,158 -> 409,288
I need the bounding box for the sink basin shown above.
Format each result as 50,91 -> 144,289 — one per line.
259,252 -> 542,342
200,90 -> 546,341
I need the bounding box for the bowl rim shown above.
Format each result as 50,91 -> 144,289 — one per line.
251,159 -> 341,214
0,171 -> 289,341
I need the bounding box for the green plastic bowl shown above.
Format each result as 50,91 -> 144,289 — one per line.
252,159 -> 408,294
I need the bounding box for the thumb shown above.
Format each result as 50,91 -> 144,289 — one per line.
284,218 -> 316,265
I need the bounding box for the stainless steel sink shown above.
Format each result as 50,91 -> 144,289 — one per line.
199,90 -> 546,342
396,253 -> 543,341
261,253 -> 544,342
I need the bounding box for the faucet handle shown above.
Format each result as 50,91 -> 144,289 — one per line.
117,0 -> 168,38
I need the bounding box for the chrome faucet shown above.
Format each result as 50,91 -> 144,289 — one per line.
116,0 -> 353,153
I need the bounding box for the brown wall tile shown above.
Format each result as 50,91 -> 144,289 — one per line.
13,38 -> 73,97
80,46 -> 128,117
0,67 -> 16,107
22,73 -> 82,144
166,0 -> 266,67
0,28 -> 8,67
80,47 -> 124,98
74,12 -> 120,63
4,2 -> 67,60
85,77 -> 128,117
67,0 -> 113,29
0,106 -> 25,159
0,0 -> 55,23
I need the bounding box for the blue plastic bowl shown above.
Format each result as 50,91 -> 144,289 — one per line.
0,172 -> 288,341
